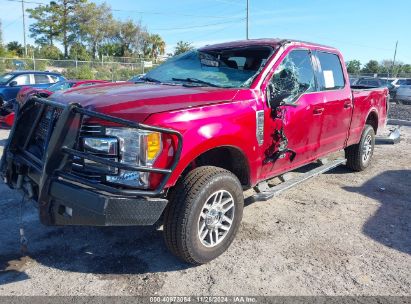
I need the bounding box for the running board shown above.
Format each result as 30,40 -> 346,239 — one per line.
252,158 -> 347,202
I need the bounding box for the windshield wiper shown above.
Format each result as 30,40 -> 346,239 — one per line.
172,77 -> 219,87
139,76 -> 161,83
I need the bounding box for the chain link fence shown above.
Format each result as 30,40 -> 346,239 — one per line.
0,57 -> 162,81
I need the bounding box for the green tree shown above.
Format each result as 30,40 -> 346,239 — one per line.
74,2 -> 116,59
6,41 -> 24,56
53,0 -> 85,58
346,60 -> 361,75
37,44 -> 62,60
27,4 -> 60,46
69,42 -> 90,61
98,43 -> 123,57
174,41 -> 194,56
115,20 -> 146,56
361,60 -> 380,74
28,0 -> 84,58
400,64 -> 411,75
150,34 -> 165,59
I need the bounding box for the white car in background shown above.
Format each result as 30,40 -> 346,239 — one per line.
395,79 -> 411,104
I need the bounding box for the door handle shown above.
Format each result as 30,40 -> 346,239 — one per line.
313,107 -> 324,115
344,102 -> 352,108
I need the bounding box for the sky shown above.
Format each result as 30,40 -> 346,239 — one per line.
0,0 -> 410,65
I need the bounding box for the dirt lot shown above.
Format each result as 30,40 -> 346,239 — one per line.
0,124 -> 410,296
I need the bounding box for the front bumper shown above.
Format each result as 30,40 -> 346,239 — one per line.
50,180 -> 168,226
1,97 -> 182,226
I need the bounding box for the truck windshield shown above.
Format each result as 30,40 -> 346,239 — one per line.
0,73 -> 14,85
144,47 -> 273,88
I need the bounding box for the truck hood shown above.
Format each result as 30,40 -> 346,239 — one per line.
50,82 -> 240,122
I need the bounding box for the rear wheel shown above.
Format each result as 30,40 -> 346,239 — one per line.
163,166 -> 244,265
345,124 -> 375,171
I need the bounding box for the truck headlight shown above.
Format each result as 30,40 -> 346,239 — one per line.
104,128 -> 162,187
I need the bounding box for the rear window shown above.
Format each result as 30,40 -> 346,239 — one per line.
316,52 -> 345,90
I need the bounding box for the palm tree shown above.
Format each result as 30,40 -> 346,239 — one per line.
149,34 -> 165,60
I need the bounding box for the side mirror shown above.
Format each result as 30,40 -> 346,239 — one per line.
266,83 -> 293,108
9,81 -> 18,87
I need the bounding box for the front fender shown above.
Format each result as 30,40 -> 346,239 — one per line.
144,99 -> 260,188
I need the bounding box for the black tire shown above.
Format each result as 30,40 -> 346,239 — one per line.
345,124 -> 375,171
163,166 -> 244,265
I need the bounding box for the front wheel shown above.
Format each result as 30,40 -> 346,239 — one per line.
345,124 -> 375,171
163,166 -> 244,265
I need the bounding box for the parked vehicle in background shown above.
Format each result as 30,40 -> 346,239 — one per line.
392,78 -> 411,88
395,79 -> 411,104
349,76 -> 359,85
12,60 -> 26,70
0,79 -> 110,127
1,39 -> 388,264
16,79 -> 110,104
353,77 -> 396,98
0,71 -> 65,106
129,74 -> 146,82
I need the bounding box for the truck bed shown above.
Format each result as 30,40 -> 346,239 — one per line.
347,87 -> 388,146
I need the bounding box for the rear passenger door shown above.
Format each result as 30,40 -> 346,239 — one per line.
312,51 -> 353,154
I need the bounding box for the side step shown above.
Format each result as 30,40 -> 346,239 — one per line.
252,158 -> 347,202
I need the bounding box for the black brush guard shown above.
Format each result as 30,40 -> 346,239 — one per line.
1,97 -> 183,226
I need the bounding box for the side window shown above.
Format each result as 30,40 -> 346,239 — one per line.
316,52 -> 345,90
49,75 -> 59,83
270,49 -> 316,104
34,74 -> 52,84
13,74 -> 31,86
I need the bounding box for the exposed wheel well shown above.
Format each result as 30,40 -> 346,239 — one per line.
185,146 -> 250,187
366,111 -> 378,134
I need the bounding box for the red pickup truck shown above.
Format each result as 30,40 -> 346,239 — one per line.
1,39 -> 388,264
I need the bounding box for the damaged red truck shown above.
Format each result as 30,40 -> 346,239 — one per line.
1,39 -> 388,264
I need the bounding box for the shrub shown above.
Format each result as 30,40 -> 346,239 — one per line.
64,65 -> 94,79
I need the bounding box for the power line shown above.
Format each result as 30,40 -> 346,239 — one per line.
2,15 -> 23,29
111,8 -> 244,19
151,18 -> 245,31
4,0 -> 47,5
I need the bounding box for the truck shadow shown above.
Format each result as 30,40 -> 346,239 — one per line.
343,170 -> 411,255
0,212 -> 192,285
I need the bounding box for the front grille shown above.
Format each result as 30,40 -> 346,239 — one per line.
27,105 -> 63,160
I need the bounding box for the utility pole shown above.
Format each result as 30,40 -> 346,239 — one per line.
391,40 -> 398,77
246,0 -> 249,40
21,0 -> 27,57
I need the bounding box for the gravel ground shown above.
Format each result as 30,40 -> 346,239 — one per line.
0,125 -> 410,296
388,102 -> 411,120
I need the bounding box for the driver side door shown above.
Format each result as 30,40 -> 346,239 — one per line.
260,48 -> 325,180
